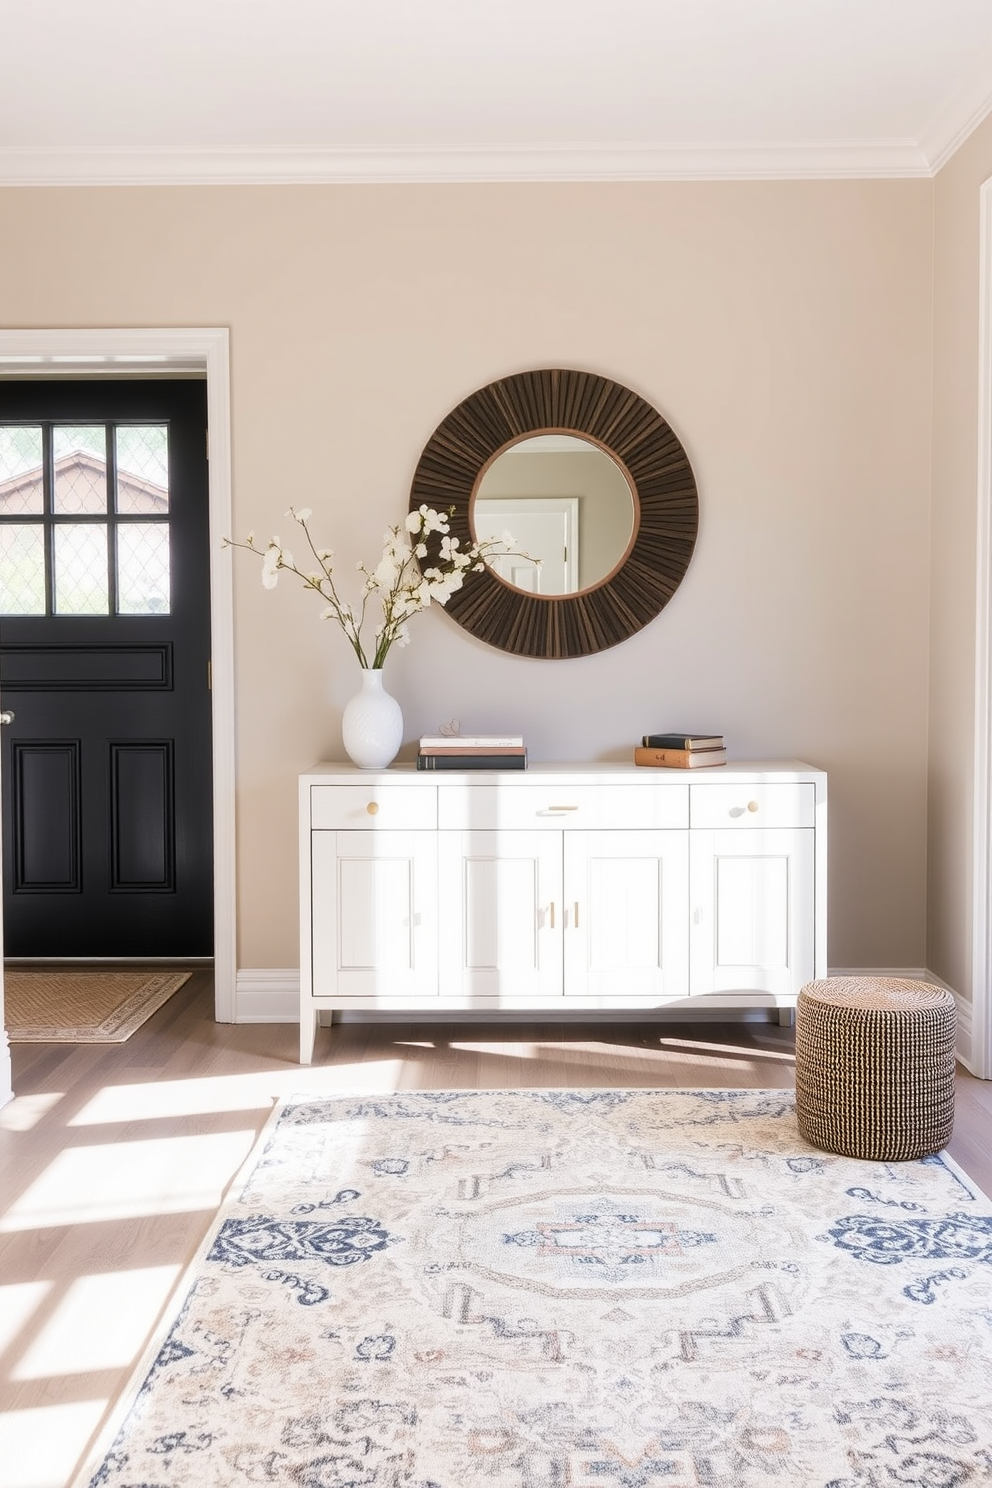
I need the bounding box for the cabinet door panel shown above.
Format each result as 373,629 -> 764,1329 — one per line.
312,830 -> 437,998
565,830 -> 689,999
438,830 -> 563,1000
689,828 -> 814,998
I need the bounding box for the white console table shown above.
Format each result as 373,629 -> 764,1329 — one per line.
298,761 -> 827,1063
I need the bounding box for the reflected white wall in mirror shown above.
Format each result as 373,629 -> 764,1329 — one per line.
473,434 -> 635,597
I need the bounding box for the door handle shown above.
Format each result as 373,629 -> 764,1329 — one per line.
0,710 -> 14,725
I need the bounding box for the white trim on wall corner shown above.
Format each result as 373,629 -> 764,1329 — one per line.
0,328 -> 237,1025
920,38 -> 992,176
973,177 -> 992,1082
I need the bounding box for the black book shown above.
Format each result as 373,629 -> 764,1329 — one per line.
417,752 -> 527,770
642,732 -> 724,751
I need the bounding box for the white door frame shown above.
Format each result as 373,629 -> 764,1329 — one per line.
0,328 -> 236,1024
972,179 -> 992,1079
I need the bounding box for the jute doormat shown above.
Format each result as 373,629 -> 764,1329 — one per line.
4,969 -> 192,1042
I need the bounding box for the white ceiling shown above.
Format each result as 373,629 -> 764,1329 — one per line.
3,0 -> 992,184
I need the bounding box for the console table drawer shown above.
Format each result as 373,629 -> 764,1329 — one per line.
437,783 -> 689,831
689,782 -> 815,829
310,784 -> 438,830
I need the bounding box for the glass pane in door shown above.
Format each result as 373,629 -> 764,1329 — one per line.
53,426 -> 107,514
0,524 -> 46,614
117,523 -> 170,614
54,524 -> 109,614
116,426 -> 169,513
0,427 -> 44,513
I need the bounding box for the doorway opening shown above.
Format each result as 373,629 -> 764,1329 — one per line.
1,379 -> 212,957
0,329 -> 234,1032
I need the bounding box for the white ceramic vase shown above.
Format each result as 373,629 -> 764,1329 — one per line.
341,668 -> 403,769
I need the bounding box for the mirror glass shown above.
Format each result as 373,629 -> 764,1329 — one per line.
473,433 -> 636,596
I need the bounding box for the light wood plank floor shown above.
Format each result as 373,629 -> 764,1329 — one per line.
2,970 -> 991,1488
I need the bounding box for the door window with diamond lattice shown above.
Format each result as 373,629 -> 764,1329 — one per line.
0,420 -> 172,617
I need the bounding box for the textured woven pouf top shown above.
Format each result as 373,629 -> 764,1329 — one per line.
795,977 -> 956,1161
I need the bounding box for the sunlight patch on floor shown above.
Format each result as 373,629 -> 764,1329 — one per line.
68,1059 -> 408,1125
0,1130 -> 256,1231
13,1266 -> 180,1380
0,1094 -> 65,1132
0,1400 -> 107,1488
658,1037 -> 794,1062
530,1042 -> 749,1072
448,1041 -> 543,1060
448,1039 -> 768,1073
0,1282 -> 52,1356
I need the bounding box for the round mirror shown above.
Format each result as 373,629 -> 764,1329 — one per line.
473,433 -> 636,596
410,368 -> 698,660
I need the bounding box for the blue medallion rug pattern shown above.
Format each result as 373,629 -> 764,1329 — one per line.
72,1089 -> 992,1488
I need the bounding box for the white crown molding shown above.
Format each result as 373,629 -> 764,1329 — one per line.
920,36 -> 992,175
0,140 -> 933,188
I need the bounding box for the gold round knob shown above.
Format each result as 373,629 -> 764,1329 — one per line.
366,801 -> 379,816
747,800 -> 760,813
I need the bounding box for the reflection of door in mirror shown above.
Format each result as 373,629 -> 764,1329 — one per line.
474,498 -> 577,593
473,434 -> 635,597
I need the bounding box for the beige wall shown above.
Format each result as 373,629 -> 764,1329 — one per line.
0,180 -> 934,972
929,114 -> 992,1006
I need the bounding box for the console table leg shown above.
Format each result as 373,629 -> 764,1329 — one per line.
300,1006 -> 320,1064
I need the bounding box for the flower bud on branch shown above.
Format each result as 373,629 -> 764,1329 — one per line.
224,505 -> 537,670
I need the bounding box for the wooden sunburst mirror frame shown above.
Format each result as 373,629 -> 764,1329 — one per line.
409,368 -> 699,659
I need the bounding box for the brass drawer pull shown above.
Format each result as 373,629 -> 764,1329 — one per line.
366,801 -> 379,816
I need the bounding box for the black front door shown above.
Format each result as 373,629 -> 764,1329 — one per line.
0,380 -> 213,956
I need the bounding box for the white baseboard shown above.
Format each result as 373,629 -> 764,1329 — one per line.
234,966 -> 975,1073
827,966 -> 930,979
234,969 -> 300,1022
232,972 -> 791,1025
925,968 -> 975,1074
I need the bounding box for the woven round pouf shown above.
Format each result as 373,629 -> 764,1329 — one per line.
795,978 -> 956,1160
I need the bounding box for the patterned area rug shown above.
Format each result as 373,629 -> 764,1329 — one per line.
72,1089 -> 992,1488
4,969 -> 191,1041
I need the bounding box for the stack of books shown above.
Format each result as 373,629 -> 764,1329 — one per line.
633,731 -> 727,769
417,733 -> 527,770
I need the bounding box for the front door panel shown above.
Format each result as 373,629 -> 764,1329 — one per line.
0,380 -> 212,956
